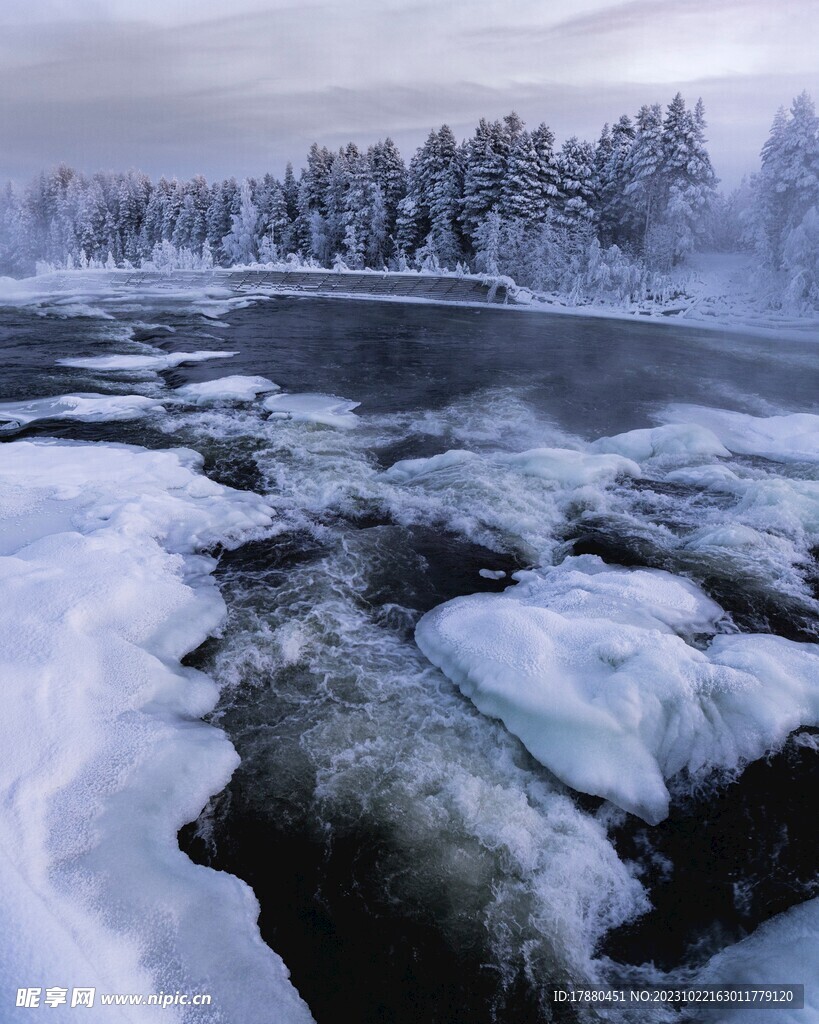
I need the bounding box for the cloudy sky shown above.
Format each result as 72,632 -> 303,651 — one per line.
1,0 -> 817,188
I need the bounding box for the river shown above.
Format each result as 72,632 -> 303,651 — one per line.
1,289 -> 817,1023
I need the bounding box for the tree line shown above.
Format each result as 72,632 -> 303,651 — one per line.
0,91 -> 817,308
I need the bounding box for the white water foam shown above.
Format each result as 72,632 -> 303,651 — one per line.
0,439 -> 312,1023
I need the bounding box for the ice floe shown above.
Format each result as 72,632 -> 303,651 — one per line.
591,422 -> 730,462
174,375 -> 280,405
59,350 -> 238,372
0,393 -> 161,429
416,555 -> 819,824
662,405 -> 819,463
263,392 -> 361,429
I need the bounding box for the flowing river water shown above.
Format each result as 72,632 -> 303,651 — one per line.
1,288 -> 817,1023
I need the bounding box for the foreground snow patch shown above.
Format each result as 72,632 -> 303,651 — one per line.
0,439 -> 312,1023
0,393 -> 161,429
60,350 -> 238,372
415,555 -> 819,823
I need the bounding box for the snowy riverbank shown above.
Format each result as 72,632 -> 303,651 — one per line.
515,253 -> 819,339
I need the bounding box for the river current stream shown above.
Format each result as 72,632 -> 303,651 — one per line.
1,289 -> 817,1023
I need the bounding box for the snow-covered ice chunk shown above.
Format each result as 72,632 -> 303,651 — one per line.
175,374 -> 280,405
479,568 -> 507,580
0,392 -> 161,429
0,439 -> 312,1023
263,392 -> 360,429
696,897 -> 819,1023
661,405 -> 819,462
382,449 -> 479,482
59,350 -> 238,371
591,422 -> 730,462
499,447 -> 640,486
415,555 -> 819,824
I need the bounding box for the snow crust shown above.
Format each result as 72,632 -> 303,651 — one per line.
0,439 -> 312,1023
263,392 -> 361,428
174,375 -> 280,405
0,393 -> 161,429
59,350 -> 238,372
415,555 -> 819,823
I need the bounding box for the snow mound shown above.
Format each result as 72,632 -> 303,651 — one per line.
59,350 -> 238,371
661,405 -> 819,462
263,392 -> 361,429
415,555 -> 819,823
175,374 -> 280,404
0,393 -> 161,429
0,439 -> 312,1023
591,422 -> 730,462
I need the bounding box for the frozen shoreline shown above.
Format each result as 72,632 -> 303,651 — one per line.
3,255 -> 818,341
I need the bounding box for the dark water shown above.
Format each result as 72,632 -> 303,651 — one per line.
2,294 -> 818,1023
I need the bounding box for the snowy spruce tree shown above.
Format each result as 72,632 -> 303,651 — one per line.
222,179 -> 259,265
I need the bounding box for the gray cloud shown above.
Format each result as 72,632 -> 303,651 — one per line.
0,1 -> 815,187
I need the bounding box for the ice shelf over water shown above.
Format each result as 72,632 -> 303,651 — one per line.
0,393 -> 162,429
415,555 -> 819,824
59,350 -> 238,372
0,439 -> 312,1023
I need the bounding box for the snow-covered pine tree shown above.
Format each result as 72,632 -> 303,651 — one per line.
753,92 -> 819,268
397,126 -> 463,266
368,137 -> 406,242
221,178 -> 259,265
625,103 -> 665,255
597,114 -> 636,248
661,93 -> 718,262
461,117 -> 508,243
205,178 -> 240,265
557,137 -> 597,226
501,129 -> 552,223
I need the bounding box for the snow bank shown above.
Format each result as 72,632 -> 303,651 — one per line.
415,555 -> 819,823
174,375 -> 280,405
263,392 -> 361,429
0,393 -> 161,429
59,350 -> 238,372
661,405 -> 819,463
0,439 -> 312,1023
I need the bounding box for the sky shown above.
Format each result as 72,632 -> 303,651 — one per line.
1,0 -> 817,189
